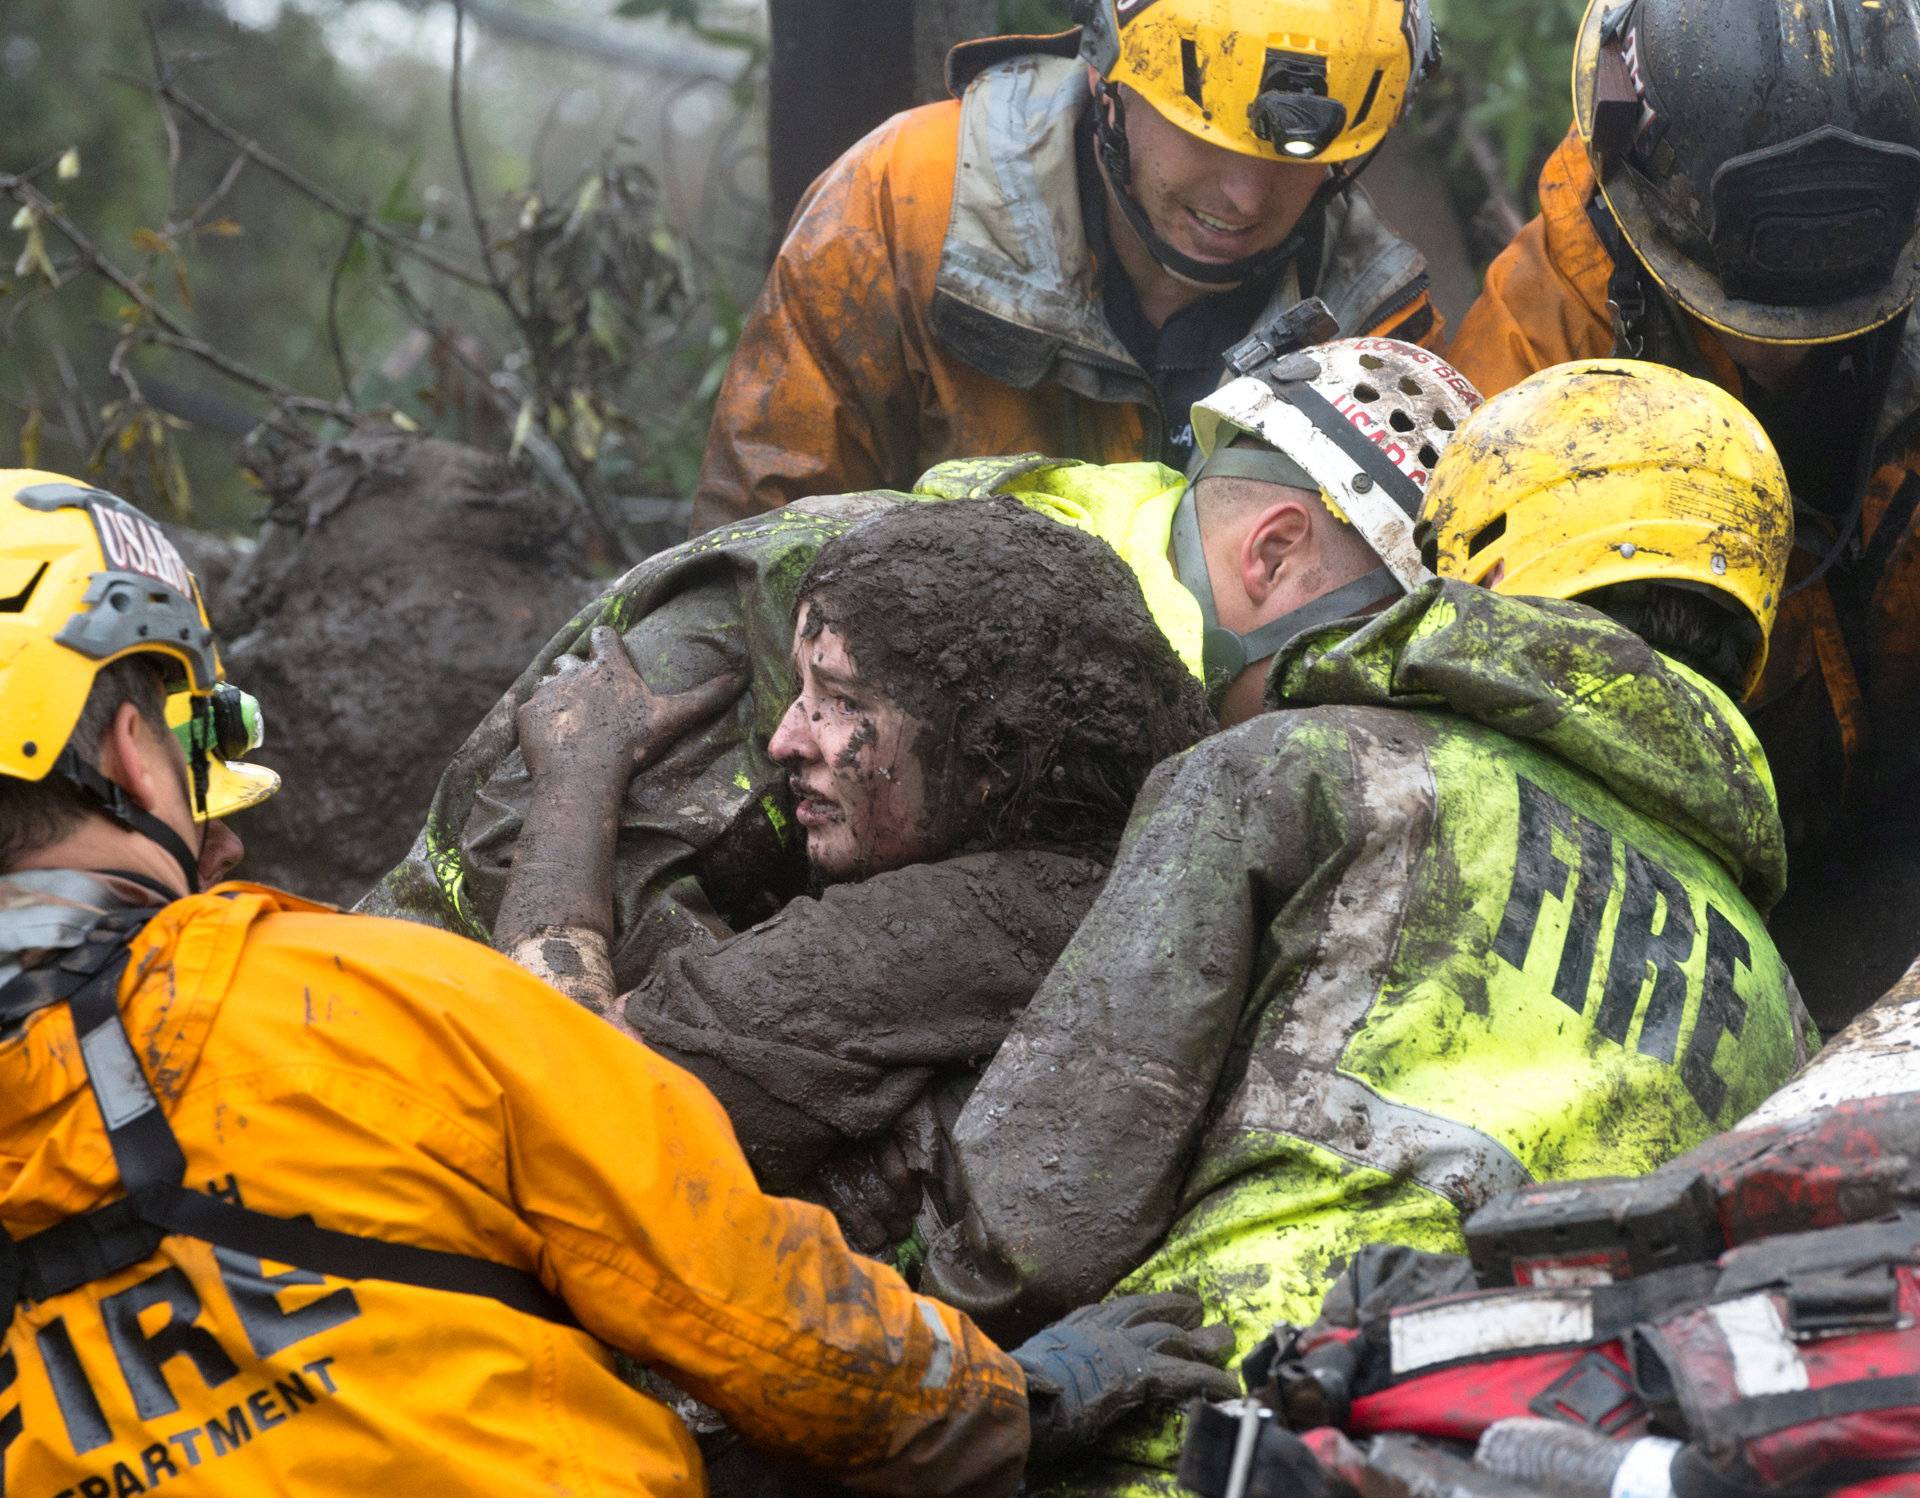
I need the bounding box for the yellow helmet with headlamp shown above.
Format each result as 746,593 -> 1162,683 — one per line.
0,470 -> 278,888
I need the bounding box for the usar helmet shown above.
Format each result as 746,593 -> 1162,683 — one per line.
1173,318 -> 1482,682
0,471 -> 279,892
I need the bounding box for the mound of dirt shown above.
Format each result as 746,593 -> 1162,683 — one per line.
213,430 -> 597,904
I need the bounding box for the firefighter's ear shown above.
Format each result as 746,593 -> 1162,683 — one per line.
98,701 -> 176,817
1238,499 -> 1313,605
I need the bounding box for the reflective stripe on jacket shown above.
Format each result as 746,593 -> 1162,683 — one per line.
691,49 -> 1442,536
924,583 -> 1815,1495
0,879 -> 1027,1496
1448,128 -> 1920,859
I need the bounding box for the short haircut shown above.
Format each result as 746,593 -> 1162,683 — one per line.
1579,581 -> 1761,698
0,655 -> 172,868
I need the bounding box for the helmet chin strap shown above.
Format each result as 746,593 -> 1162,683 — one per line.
1171,482 -> 1400,685
53,749 -> 202,897
1094,80 -> 1343,290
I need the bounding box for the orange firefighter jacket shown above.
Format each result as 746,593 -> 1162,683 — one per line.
1448,129 -> 1920,855
691,42 -> 1444,536
0,881 -> 1027,1496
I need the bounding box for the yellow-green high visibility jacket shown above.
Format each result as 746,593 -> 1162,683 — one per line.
913,456 -> 1201,681
922,581 -> 1817,1496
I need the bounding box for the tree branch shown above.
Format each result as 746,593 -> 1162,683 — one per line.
325,220 -> 362,406
0,172 -> 349,419
449,0 -> 508,296
108,70 -> 495,293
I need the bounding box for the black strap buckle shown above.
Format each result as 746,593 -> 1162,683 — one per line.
7,1196 -> 167,1306
1785,1268 -> 1902,1339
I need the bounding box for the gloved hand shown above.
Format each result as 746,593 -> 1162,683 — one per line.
517,625 -> 741,785
1010,1291 -> 1240,1465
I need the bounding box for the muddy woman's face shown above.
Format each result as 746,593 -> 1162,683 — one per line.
768,606 -> 936,881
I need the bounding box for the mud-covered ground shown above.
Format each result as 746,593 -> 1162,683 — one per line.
208,431 -> 598,905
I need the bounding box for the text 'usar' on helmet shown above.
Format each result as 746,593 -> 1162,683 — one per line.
0,471 -> 278,879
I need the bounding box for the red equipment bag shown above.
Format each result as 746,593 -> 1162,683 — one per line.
1254,1219 -> 1920,1495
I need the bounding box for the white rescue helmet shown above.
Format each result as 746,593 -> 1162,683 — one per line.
1173,337 -> 1484,681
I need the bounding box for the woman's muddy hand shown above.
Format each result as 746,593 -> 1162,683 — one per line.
518,625 -> 741,783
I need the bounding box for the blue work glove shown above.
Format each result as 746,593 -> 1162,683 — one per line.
1011,1290 -> 1240,1465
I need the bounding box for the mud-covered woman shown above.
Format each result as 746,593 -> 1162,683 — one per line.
489,498 -> 1212,1250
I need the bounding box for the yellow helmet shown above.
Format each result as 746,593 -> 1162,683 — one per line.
0,469 -> 279,832
1417,361 -> 1792,697
1078,0 -> 1439,164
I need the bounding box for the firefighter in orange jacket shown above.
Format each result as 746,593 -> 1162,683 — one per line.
693,0 -> 1446,535
1446,0 -> 1920,924
0,471 -> 1232,1495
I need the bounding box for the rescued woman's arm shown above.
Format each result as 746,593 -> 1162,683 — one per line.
919,721 -> 1336,1340
494,624 -> 737,1011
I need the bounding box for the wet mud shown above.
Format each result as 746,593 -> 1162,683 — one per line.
212,430 -> 597,903
797,497 -> 1213,854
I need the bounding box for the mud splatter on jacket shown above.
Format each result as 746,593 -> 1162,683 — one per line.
922,582 -> 1816,1495
362,460 -> 1200,1203
691,45 -> 1441,535
1448,128 -> 1920,865
0,874 -> 1027,1496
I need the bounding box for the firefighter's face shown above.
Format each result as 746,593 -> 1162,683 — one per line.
1112,83 -> 1328,273
769,607 -> 936,883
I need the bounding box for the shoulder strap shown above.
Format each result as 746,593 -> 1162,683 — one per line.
1,923 -> 579,1328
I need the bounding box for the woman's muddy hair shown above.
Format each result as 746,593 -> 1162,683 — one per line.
795,498 -> 1213,854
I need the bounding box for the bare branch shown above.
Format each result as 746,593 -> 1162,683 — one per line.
0,172 -> 348,419
449,0 -> 508,295
52,345 -> 95,455
183,152 -> 248,234
326,220 -> 362,404
142,9 -> 185,224
108,70 -> 495,292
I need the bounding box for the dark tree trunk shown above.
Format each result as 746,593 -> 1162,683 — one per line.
764,0 -> 1001,245
765,0 -> 917,238
913,0 -> 999,103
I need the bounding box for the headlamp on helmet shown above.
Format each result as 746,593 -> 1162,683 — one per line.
0,469 -> 280,889
1248,51 -> 1350,159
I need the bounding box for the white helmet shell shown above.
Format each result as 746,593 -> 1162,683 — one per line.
1191,337 -> 1484,591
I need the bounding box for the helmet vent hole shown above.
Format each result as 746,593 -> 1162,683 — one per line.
1399,377 -> 1422,397
1358,354 -> 1386,370
1434,411 -> 1457,432
1419,444 -> 1441,469
1467,512 -> 1508,558
1354,383 -> 1380,403
1180,37 -> 1205,108
1389,409 -> 1415,432
0,561 -> 47,614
